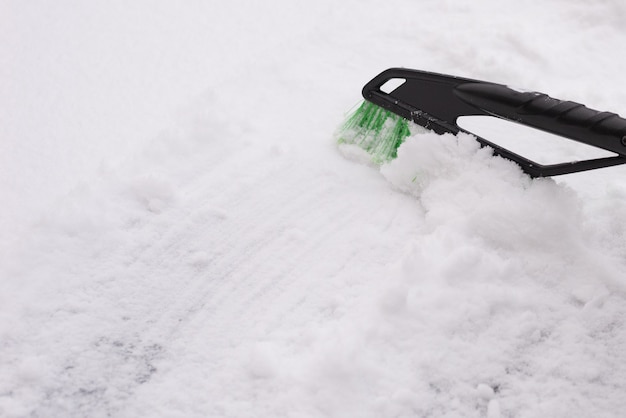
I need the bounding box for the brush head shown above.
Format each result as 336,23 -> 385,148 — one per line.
336,101 -> 412,164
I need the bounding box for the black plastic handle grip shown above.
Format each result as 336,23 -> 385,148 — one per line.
454,83 -> 626,156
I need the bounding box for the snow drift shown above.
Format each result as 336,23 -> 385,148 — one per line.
2,0 -> 626,417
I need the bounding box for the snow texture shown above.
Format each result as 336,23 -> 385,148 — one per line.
2,1 -> 626,417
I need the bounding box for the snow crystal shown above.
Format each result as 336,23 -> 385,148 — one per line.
476,383 -> 495,400
487,399 -> 501,418
246,342 -> 279,380
127,175 -> 176,214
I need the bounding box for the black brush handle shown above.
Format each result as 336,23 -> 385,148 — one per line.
455,83 -> 626,155
361,68 -> 626,176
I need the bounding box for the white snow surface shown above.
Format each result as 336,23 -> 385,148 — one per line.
3,1 -> 626,417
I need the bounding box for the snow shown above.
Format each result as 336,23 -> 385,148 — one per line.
2,0 -> 626,417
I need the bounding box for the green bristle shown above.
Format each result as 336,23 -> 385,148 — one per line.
337,101 -> 411,164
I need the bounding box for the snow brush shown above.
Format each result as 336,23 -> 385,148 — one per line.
337,68 -> 626,177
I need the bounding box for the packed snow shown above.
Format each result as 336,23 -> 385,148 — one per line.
2,1 -> 626,417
